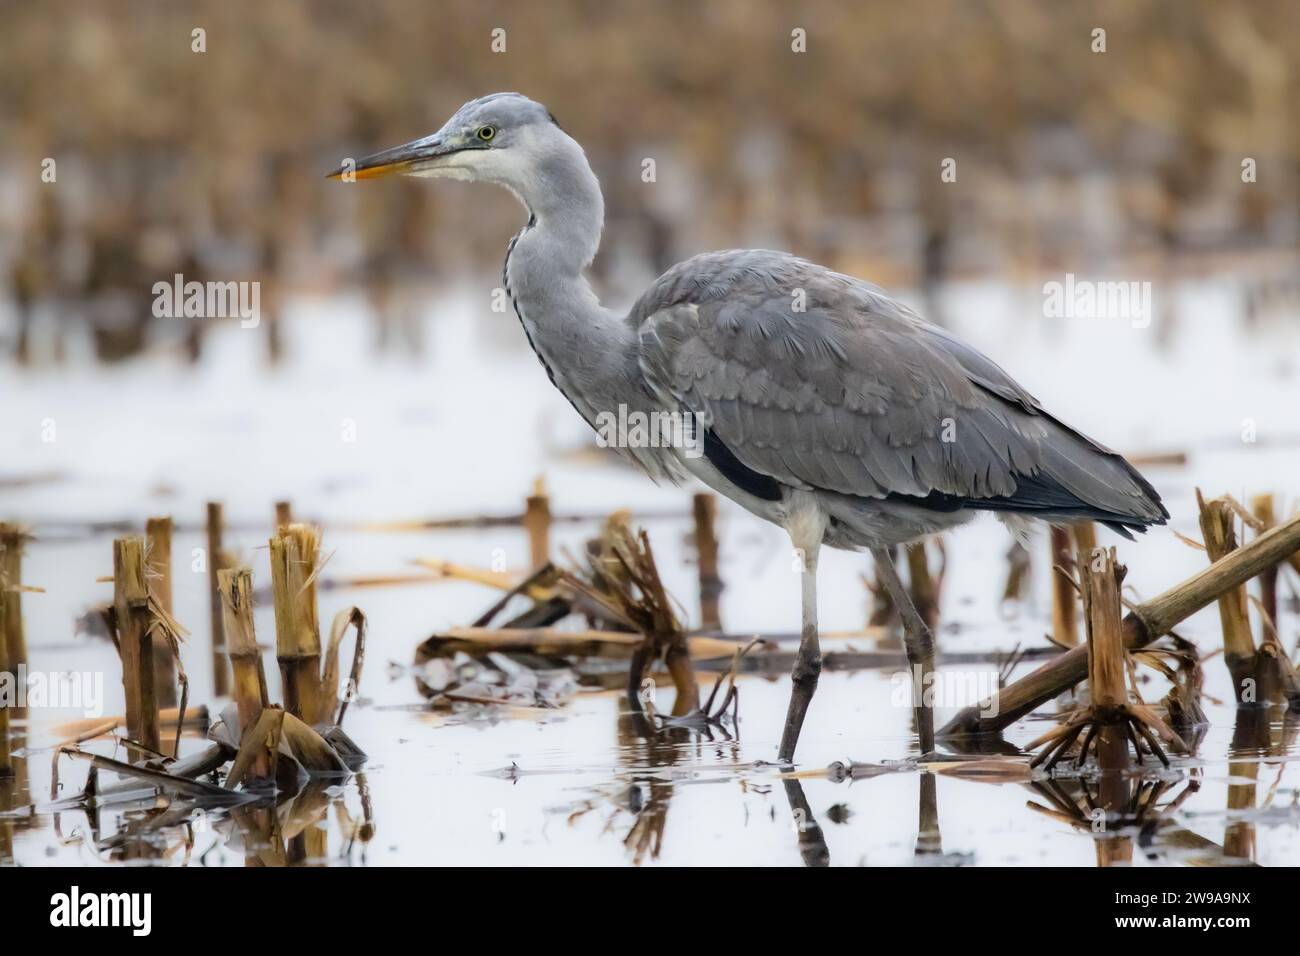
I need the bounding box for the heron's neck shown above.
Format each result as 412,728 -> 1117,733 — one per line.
503,150 -> 639,425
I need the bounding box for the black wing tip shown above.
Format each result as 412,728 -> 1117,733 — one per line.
888,471 -> 1170,537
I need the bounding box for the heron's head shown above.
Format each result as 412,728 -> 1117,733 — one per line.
328,92 -> 570,193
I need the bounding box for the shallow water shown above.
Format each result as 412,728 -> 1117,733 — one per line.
3,285 -> 1300,866
4,514 -> 1300,867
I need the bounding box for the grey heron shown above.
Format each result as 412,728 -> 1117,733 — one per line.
330,93 -> 1167,762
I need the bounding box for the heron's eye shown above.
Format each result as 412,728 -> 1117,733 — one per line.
477,125 -> 496,142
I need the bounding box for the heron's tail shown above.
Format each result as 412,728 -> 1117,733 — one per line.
975,412 -> 1168,539
887,412 -> 1168,539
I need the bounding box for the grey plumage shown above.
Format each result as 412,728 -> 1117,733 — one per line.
631,249 -> 1167,544
340,92 -> 1167,762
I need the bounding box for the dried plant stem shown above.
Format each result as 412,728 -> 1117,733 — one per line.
1030,549 -> 1186,772
270,524 -> 324,725
146,516 -> 178,707
1197,490 -> 1257,698
0,523 -> 28,679
692,493 -> 722,630
1084,549 -> 1127,712
0,595 -> 9,777
1001,540 -> 1031,604
1251,494 -> 1277,629
275,500 -> 293,530
1049,526 -> 1078,647
206,502 -> 230,697
523,477 -> 551,569
1072,522 -> 1097,557
1083,548 -> 1132,770
322,606 -> 367,727
114,536 -> 160,754
218,567 -> 269,736
571,520 -> 700,714
941,508 -> 1300,737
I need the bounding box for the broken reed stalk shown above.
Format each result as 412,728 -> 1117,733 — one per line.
522,477 -> 551,569
692,492 -> 722,630
1197,490 -> 1257,698
905,540 -> 940,632
1048,526 -> 1078,647
1001,541 -> 1031,604
206,502 -> 230,697
940,508 -> 1300,737
1251,494 -> 1277,628
145,516 -> 178,707
1084,550 -> 1127,713
1083,549 -> 1135,774
1030,549 -> 1184,771
113,536 -> 160,754
275,500 -> 293,530
218,567 -> 269,736
1072,522 -> 1098,561
269,524 -> 324,725
0,596 -> 9,777
0,523 -> 28,680
1072,522 -> 1098,624
322,606 -> 367,727
573,520 -> 701,715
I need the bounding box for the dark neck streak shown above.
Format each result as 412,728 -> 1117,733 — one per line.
501,215 -> 599,430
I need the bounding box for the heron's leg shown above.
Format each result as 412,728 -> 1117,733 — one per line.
777,545 -> 821,764
870,546 -> 936,756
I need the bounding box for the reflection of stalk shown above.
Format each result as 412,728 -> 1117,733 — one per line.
234,804 -> 287,867
614,697 -> 681,864
1224,707 -> 1267,862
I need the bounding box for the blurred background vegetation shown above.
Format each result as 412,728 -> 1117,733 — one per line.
1,0 -> 1296,365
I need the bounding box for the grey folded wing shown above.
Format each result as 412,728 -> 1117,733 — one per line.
630,249 -> 1167,534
